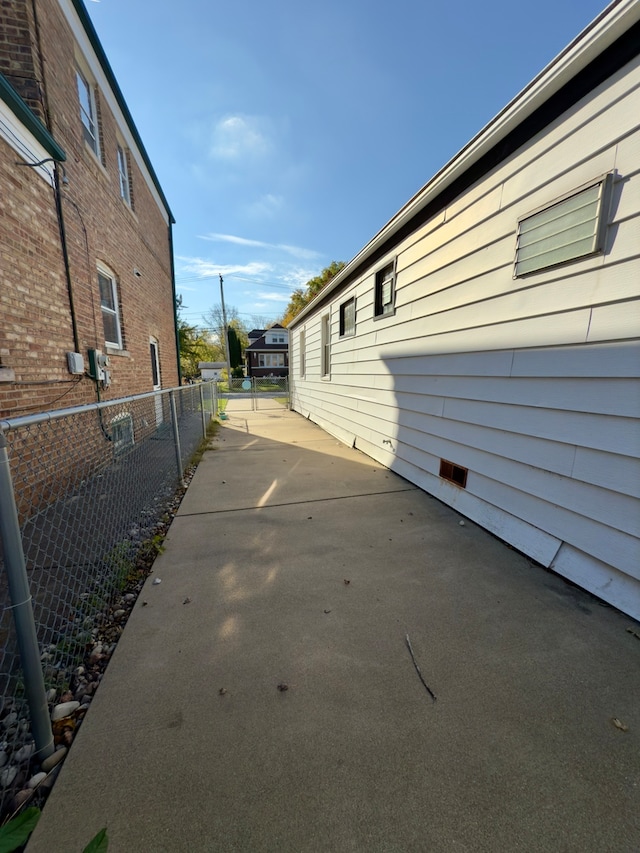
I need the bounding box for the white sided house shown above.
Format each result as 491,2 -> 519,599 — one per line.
289,0 -> 640,621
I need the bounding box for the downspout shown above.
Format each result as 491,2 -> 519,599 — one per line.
168,221 -> 182,386
53,164 -> 81,354
30,0 -> 81,355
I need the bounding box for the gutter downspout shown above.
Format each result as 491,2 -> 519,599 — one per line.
53,164 -> 81,354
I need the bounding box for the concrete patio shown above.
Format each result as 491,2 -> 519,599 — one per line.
27,401 -> 640,852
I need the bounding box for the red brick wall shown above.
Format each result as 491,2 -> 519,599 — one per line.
0,0 -> 46,121
0,0 -> 178,420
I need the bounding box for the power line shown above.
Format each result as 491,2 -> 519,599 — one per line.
175,272 -> 302,291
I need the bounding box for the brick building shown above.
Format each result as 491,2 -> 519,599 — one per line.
0,0 -> 179,420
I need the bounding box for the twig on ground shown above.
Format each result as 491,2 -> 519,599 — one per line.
405,634 -> 437,702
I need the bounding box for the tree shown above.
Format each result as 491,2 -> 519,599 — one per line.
204,304 -> 249,354
280,261 -> 345,326
227,326 -> 243,369
176,297 -> 221,380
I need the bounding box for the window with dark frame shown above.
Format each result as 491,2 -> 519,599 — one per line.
374,261 -> 395,317
339,297 -> 355,337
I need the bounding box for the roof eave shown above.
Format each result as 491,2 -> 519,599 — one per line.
69,0 -> 175,223
0,74 -> 66,162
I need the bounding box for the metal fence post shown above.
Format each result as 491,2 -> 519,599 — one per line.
0,433 -> 54,760
169,391 -> 184,482
199,383 -> 207,438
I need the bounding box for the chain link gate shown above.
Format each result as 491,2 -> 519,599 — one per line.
216,376 -> 289,413
0,381 -> 216,816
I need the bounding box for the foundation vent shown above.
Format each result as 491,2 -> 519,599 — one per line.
439,459 -> 468,488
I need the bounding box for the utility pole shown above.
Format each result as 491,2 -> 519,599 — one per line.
219,274 -> 232,389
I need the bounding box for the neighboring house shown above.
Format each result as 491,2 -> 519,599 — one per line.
245,324 -> 289,377
0,0 -> 179,420
198,362 -> 226,381
289,0 -> 640,620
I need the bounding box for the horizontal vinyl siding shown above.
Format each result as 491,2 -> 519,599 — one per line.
290,55 -> 640,619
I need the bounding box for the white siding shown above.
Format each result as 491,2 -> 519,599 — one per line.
290,53 -> 640,620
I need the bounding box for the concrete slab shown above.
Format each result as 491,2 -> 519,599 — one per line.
27,407 -> 640,852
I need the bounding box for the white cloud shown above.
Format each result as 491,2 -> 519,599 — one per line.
176,256 -> 273,279
255,291 -> 290,303
245,193 -> 284,219
198,232 -> 320,261
210,115 -> 272,161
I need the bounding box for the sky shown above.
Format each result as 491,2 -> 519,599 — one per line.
85,0 -> 609,332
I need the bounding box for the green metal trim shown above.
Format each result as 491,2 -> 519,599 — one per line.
70,0 -> 175,223
0,73 -> 66,162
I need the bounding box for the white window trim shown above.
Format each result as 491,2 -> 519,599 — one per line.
321,314 -> 331,378
117,143 -> 131,205
76,66 -> 100,159
514,173 -> 613,277
258,353 -> 285,368
299,330 -> 306,378
97,263 -> 122,349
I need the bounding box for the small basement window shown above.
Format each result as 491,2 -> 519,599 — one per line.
439,459 -> 468,488
514,174 -> 612,276
111,412 -> 134,455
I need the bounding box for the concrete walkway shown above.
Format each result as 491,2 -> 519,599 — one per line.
28,402 -> 639,852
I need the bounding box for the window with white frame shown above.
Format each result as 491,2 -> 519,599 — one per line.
117,144 -> 131,205
374,261 -> 395,317
98,265 -> 123,349
76,68 -> 99,157
514,175 -> 612,276
299,330 -> 306,377
321,314 -> 330,377
258,353 -> 285,367
340,297 -> 355,337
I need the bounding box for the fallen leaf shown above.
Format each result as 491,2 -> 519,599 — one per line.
626,628 -> 640,640
183,597 -> 192,605
219,688 -> 227,696
324,609 -> 332,614
343,579 -> 350,585
141,601 -> 148,607
612,717 -> 629,732
277,682 -> 289,692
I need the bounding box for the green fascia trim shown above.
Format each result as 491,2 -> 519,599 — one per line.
70,0 -> 175,223
0,73 -> 66,162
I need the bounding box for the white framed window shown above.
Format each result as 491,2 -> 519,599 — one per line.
117,144 -> 131,205
97,264 -> 123,349
258,353 -> 285,367
321,314 -> 330,377
299,330 -> 306,377
514,174 -> 612,277
76,68 -> 99,157
340,297 -> 355,337
375,261 -> 395,317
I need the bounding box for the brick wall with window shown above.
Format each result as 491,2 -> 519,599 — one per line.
0,0 -> 178,418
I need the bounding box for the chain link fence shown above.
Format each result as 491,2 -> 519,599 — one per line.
217,376 -> 289,412
0,381 -> 217,816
